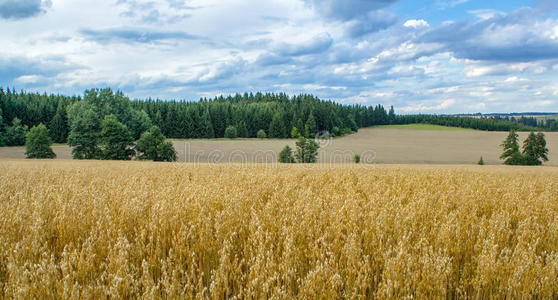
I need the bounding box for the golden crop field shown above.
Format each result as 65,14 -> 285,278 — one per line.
1,160 -> 558,298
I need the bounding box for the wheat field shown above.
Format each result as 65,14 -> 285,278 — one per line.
1,160 -> 557,298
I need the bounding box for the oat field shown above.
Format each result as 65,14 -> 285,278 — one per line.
1,160 -> 558,298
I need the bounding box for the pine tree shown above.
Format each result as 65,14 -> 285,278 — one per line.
99,114 -> 135,160
295,137 -> 320,163
25,123 -> 56,159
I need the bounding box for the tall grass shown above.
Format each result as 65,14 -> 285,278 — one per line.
1,160 -> 557,298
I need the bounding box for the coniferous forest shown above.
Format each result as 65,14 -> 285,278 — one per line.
0,87 -> 556,147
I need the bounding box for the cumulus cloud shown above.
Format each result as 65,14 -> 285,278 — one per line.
0,0 -> 51,19
303,0 -> 399,38
422,8 -> 558,62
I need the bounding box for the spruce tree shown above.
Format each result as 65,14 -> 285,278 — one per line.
6,118 -> 28,146
25,124 -> 56,159
49,103 -> 68,143
200,107 -> 215,138
269,112 -> 287,138
500,130 -> 521,165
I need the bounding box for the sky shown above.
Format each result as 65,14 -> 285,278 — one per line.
1,0 -> 558,113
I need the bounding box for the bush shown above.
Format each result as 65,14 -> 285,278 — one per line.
278,145 -> 295,163
224,126 -> 238,139
256,129 -> 267,139
25,123 -> 56,159
354,154 -> 361,164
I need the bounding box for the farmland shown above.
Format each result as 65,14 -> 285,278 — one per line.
1,160 -> 557,298
1,126 -> 557,165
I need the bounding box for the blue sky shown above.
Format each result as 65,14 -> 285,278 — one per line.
1,0 -> 558,113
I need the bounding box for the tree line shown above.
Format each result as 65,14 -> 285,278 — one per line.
0,88 -> 395,146
394,114 -> 552,132
1,87 -> 556,151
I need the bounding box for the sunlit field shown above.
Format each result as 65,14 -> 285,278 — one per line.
1,160 -> 557,298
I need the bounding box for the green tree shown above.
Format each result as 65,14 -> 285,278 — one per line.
25,123 -> 56,159
200,107 -> 215,138
388,106 -> 396,124
500,130 -> 521,165
6,118 -> 28,146
99,114 -> 135,160
522,132 -> 549,165
256,129 -> 267,139
278,145 -> 295,163
68,109 -> 102,159
290,126 -> 301,138
478,156 -> 484,165
295,137 -> 320,163
136,125 -> 177,162
0,110 -> 6,146
305,113 -> 317,138
269,112 -> 287,138
224,126 -> 238,139
49,103 -> 68,143
128,110 -> 152,140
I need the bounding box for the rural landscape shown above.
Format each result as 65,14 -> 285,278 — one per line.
2,0 -> 558,298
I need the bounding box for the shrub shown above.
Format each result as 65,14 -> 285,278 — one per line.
256,129 -> 267,139
224,126 -> 238,139
354,154 -> 361,164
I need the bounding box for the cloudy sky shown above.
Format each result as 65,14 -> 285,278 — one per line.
1,0 -> 558,113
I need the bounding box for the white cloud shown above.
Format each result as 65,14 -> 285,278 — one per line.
404,19 -> 429,29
